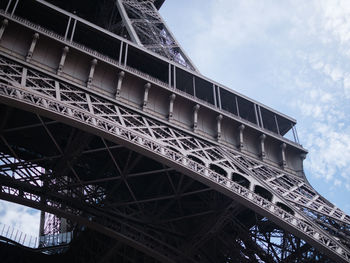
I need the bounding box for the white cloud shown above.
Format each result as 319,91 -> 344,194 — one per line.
0,200 -> 40,238
160,0 -> 350,213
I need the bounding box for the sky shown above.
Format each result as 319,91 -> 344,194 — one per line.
160,0 -> 350,215
1,0 -> 350,239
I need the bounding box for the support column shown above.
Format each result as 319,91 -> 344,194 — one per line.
216,114 -> 223,141
142,83 -> 151,110
87,59 -> 98,88
193,104 -> 200,132
0,19 -> 8,41
57,46 -> 69,76
115,71 -> 125,98
168,93 -> 176,121
299,153 -> 307,175
26,32 -> 39,62
259,134 -> 266,160
280,143 -> 287,169
238,124 -> 245,150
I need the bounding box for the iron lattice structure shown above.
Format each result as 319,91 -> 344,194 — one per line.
0,0 -> 349,262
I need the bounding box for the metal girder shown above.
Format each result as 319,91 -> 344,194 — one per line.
119,0 -> 198,72
0,56 -> 349,262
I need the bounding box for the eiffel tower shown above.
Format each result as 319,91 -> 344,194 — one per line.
0,0 -> 349,262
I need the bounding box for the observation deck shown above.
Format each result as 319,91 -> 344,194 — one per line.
0,0 -> 306,174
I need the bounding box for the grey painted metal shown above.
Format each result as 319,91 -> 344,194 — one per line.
0,9 -> 304,162
115,0 -> 143,46
0,3 -> 298,129
0,1 -> 349,262
0,56 -> 349,262
120,0 -> 198,71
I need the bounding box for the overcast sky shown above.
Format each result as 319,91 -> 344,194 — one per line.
1,0 -> 350,239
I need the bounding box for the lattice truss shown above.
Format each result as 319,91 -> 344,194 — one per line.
120,0 -> 196,71
0,56 -> 349,262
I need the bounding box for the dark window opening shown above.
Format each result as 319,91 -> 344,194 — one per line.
260,108 -> 278,134
220,88 -> 238,115
168,146 -> 181,153
254,185 -> 273,201
195,77 -> 214,105
74,22 -> 121,60
15,0 -> 68,36
170,65 -> 174,87
276,202 -> 294,215
176,68 -> 194,95
237,97 -> 257,124
276,115 -> 294,136
231,173 -> 250,189
209,164 -> 227,177
187,155 -> 205,166
0,0 -> 9,11
127,46 -> 169,83
45,0 -> 126,37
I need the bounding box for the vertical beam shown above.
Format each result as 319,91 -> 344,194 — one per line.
168,63 -> 171,88
26,33 -> 39,62
0,19 -> 8,41
115,71 -> 125,98
258,105 -> 264,128
173,66 -> 177,90
192,76 -> 196,97
118,41 -> 124,65
64,16 -> 72,40
213,85 -> 217,107
87,59 -> 98,88
254,104 -> 260,126
280,143 -> 287,169
216,114 -> 223,141
69,19 -> 77,42
274,114 -> 280,135
168,94 -> 176,121
259,134 -> 266,160
142,83 -> 151,110
193,104 -> 200,132
124,43 -> 128,66
10,0 -> 19,16
235,96 -> 240,117
57,46 -> 69,76
5,0 -> 12,14
238,124 -> 245,150
217,86 -> 222,109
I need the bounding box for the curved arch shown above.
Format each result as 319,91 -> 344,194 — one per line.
0,177 -> 178,263
254,185 -> 273,202
0,66 -> 348,262
231,172 -> 250,189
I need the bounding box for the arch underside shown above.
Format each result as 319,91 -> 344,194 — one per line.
0,56 -> 349,262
